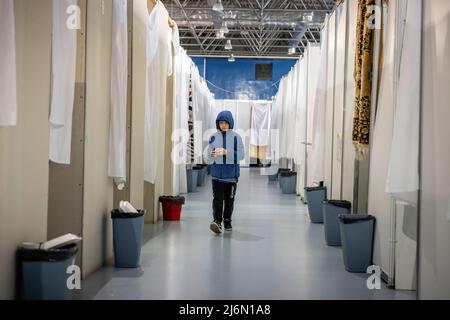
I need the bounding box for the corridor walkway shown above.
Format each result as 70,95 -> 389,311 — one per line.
76,168 -> 415,300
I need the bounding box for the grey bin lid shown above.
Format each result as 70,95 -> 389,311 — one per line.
280,171 -> 297,177
324,200 -> 352,209
338,214 -> 375,224
305,186 -> 326,192
111,209 -> 146,219
18,243 -> 78,262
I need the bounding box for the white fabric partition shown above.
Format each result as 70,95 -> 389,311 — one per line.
250,102 -> 270,146
108,0 -> 128,188
341,0 -> 358,202
49,0 -> 78,164
269,80 -> 283,164
385,0 -> 421,205
295,59 -> 307,194
0,0 -> 17,127
331,2 -> 347,200
368,0 -> 397,282
305,44 -> 321,190
237,100 -> 252,166
324,11 -> 337,192
173,49 -> 190,194
310,15 -> 330,185
144,1 -> 172,183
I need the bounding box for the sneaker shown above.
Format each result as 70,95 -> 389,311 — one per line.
224,220 -> 232,231
210,220 -> 222,234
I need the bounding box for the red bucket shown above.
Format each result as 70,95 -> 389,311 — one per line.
162,202 -> 183,221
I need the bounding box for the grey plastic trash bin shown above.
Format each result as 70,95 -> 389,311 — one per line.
280,171 -> 297,194
196,165 -> 207,187
339,214 -> 376,273
186,168 -> 198,192
111,210 -> 145,268
18,244 -> 78,300
278,168 -> 291,187
305,186 -> 327,223
268,172 -> 278,182
323,200 -> 351,246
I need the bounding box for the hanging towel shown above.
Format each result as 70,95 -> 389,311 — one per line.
108,0 -> 128,189
352,0 -> 376,158
385,0 -> 421,205
144,1 -> 172,183
250,102 -> 270,146
49,0 -> 78,164
0,0 -> 17,126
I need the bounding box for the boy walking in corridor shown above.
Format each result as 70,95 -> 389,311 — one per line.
206,111 -> 245,234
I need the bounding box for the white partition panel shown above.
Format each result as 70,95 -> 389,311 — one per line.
305,44 -> 321,190
324,12 -> 337,192
331,2 -> 348,200
341,0 -> 358,203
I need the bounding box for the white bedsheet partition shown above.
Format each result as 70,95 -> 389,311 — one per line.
236,100 -> 252,166
286,66 -> 298,163
144,1 -> 172,183
323,11 -> 337,194
310,16 -> 330,185
341,0 -> 358,203
280,70 -> 294,168
0,0 -> 17,127
250,102 -> 270,147
305,44 -> 321,190
49,0 -> 78,164
269,81 -> 283,166
108,0 -> 128,189
295,58 -> 308,195
368,0 -> 397,283
387,0 -> 421,291
173,49 -> 191,195
330,2 -> 348,200
386,0 -> 421,205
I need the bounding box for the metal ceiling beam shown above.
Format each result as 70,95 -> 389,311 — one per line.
172,0 -> 205,52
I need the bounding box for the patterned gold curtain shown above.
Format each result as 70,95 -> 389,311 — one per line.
353,0 -> 376,158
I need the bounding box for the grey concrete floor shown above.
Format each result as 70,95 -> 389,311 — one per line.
75,168 -> 416,300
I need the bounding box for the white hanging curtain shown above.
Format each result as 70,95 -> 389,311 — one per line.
250,102 -> 270,146
385,0 -> 421,205
0,0 -> 17,127
177,50 -> 191,194
108,0 -> 128,189
49,0 -> 78,164
269,79 -> 284,163
367,0 -> 398,275
310,15 -> 330,184
144,1 -> 172,183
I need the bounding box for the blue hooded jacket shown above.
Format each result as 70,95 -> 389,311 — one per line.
206,111 -> 245,181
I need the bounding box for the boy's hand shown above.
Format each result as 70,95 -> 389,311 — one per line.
211,149 -> 217,158
215,148 -> 227,156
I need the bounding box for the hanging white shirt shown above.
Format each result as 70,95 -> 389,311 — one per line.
0,0 -> 17,126
108,0 -> 128,189
144,1 -> 172,183
49,0 -> 78,164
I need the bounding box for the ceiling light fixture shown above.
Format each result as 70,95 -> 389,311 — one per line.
216,30 -> 225,39
288,47 -> 296,55
225,40 -> 232,50
212,0 -> 224,12
220,22 -> 229,34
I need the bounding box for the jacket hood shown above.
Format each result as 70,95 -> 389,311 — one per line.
216,111 -> 235,130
